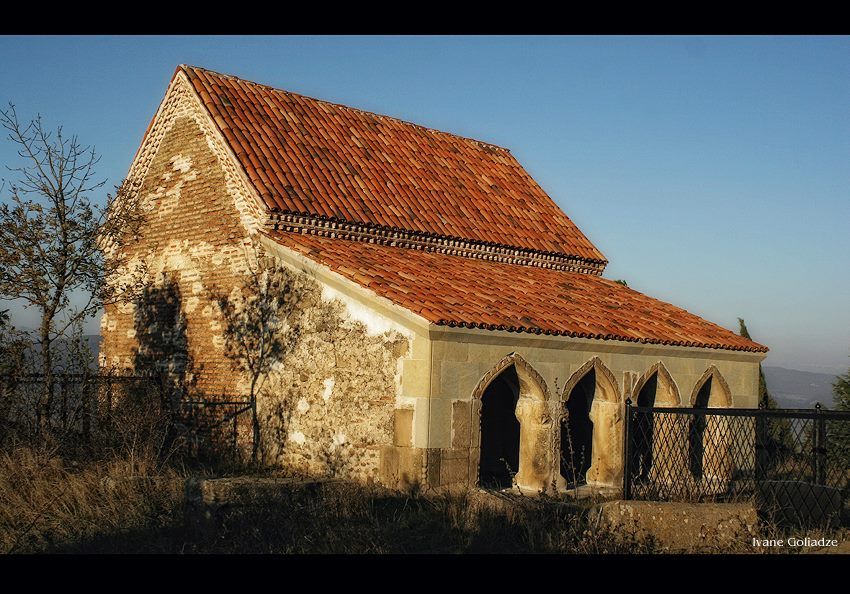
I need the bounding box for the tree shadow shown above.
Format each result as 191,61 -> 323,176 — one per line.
132,274 -> 196,408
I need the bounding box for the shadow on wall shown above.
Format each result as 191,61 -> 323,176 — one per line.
255,266 -> 410,481
132,274 -> 197,407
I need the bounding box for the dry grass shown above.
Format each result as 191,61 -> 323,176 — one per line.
1,446 -> 844,554
0,445 -> 184,554
166,482 -> 659,554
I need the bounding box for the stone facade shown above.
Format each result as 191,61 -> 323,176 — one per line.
103,69 -> 767,494
419,328 -> 763,493
100,72 -> 421,484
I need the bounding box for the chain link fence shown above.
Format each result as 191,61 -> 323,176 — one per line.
623,402 -> 850,527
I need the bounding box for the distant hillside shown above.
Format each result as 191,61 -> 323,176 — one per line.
763,366 -> 839,410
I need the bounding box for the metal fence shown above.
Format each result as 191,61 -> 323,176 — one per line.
175,399 -> 253,461
623,400 -> 850,526
0,372 -> 160,442
0,372 -> 253,461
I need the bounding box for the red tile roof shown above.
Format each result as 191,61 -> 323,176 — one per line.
267,230 -> 767,353
179,65 -> 606,265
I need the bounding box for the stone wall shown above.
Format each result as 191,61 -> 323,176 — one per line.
422,328 -> 765,492
255,271 -> 410,483
101,80 -> 420,486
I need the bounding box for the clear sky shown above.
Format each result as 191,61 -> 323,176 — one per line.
1,35 -> 847,374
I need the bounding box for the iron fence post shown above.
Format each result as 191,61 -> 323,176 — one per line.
623,398 -> 633,500
814,402 -> 826,485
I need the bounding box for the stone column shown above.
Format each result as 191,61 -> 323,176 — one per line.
514,397 -> 555,493
586,400 -> 624,487
701,414 -> 733,495
649,412 -> 690,498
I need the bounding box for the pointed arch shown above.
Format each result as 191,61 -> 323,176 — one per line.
633,361 -> 681,406
688,366 -> 734,486
471,352 -> 550,402
557,357 -> 625,488
690,365 -> 733,408
561,357 -> 621,404
470,352 -> 554,493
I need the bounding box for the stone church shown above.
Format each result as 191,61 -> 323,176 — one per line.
101,65 -> 768,494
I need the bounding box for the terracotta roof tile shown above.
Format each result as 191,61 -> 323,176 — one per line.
266,230 -> 767,353
180,65 -> 605,264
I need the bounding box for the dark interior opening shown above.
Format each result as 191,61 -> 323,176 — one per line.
561,370 -> 596,486
631,373 -> 659,483
478,366 -> 521,489
689,378 -> 711,478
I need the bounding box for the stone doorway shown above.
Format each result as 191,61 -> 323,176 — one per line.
562,370 -> 595,486
478,366 -> 521,489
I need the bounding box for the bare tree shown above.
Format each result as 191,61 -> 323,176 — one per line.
214,253 -> 306,462
0,104 -> 146,433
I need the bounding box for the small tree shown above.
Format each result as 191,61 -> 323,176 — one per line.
0,309 -> 26,374
215,253 -> 306,462
834,365 -> 850,412
0,308 -> 29,437
739,317 -> 796,471
738,318 -> 775,408
0,104 -> 145,432
831,363 -> 850,468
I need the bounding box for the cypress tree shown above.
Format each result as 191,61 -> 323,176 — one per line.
738,318 -> 775,408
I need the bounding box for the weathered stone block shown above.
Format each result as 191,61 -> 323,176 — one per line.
756,481 -> 843,528
451,400 -> 471,449
425,448 -> 441,489
433,339 -> 469,363
440,452 -> 470,486
596,500 -> 758,552
379,445 -> 399,485
401,358 -> 430,398
439,359 -> 483,400
393,408 -> 414,447
427,398 -> 453,448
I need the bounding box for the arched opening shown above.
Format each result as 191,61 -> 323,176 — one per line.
689,377 -> 711,478
562,369 -> 595,486
471,353 -> 554,493
478,365 -> 521,489
632,372 -> 659,483
629,363 -> 682,487
688,367 -> 733,490
559,358 -> 622,489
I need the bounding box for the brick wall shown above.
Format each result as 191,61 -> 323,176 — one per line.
101,114 -> 254,396
101,97 -> 412,483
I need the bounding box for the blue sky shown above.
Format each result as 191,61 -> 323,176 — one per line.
1,35 -> 848,374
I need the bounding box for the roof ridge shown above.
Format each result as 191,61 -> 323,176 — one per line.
266,213 -> 607,274
179,64 -> 512,154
